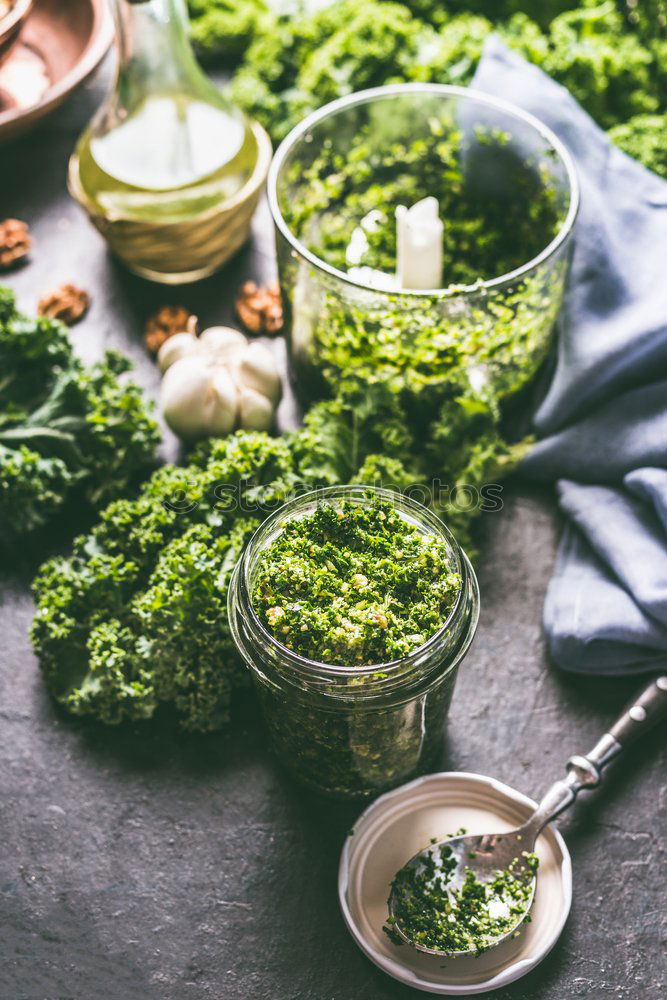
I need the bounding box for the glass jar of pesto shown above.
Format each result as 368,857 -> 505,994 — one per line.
228,486 -> 479,799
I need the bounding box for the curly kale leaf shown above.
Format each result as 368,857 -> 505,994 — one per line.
289,381 -> 416,486
616,0 -> 667,42
296,2 -> 421,104
191,429 -> 300,522
497,12 -> 551,63
30,465 -> 215,712
31,545 -> 142,704
441,1 -> 578,27
423,394 -> 533,555
0,289 -> 159,538
231,0 -> 427,142
80,463 -> 205,573
406,14 -> 494,87
188,0 -> 267,62
608,113 -> 667,178
43,520 -> 257,730
229,0 -> 375,142
544,2 -> 659,128
229,0 -> 663,142
424,393 -> 501,483
0,444 -> 76,535
69,619 -> 158,725
31,433 -> 304,730
187,0 -> 574,73
413,3 -> 662,129
74,351 -> 161,506
351,453 -> 419,492
0,289 -> 72,419
131,519 -> 258,730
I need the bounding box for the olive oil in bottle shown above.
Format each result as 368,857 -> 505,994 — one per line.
68,0 -> 268,284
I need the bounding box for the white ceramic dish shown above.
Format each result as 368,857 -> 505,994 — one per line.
338,771 -> 572,995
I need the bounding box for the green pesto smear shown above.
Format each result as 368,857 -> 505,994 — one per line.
252,498 -> 461,666
386,839 -> 539,955
285,120 -> 562,289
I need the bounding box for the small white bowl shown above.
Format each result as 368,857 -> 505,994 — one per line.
338,771 -> 572,996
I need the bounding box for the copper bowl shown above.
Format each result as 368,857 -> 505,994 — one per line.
0,0 -> 112,143
0,0 -> 33,66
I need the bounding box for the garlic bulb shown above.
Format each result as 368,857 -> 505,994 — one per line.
198,326 -> 247,365
235,342 -> 282,407
157,323 -> 282,441
160,356 -> 237,439
157,332 -> 200,374
238,385 -> 274,432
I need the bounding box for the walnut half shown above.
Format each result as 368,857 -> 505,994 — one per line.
144,305 -> 198,354
235,280 -> 283,336
38,283 -> 90,326
0,218 -> 31,270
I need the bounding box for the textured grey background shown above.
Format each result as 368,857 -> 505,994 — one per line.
1,60 -> 665,1000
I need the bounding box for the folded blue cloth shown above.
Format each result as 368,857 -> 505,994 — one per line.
472,38 -> 667,676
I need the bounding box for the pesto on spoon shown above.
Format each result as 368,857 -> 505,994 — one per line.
386,834 -> 538,955
387,676 -> 667,957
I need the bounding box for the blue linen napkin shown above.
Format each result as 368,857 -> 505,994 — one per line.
471,38 -> 667,676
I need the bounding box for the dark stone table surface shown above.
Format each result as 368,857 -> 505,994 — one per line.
1,61 -> 665,1000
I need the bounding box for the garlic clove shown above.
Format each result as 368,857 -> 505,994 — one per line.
157,332 -> 201,374
199,326 -> 248,366
205,366 -> 238,436
235,342 -> 282,407
238,384 -> 274,432
160,355 -> 214,438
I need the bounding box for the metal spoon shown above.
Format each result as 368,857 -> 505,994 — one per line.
388,675 -> 667,957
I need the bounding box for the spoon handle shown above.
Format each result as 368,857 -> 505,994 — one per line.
520,675 -> 667,842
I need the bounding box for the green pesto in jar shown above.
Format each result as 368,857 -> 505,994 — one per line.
252,498 -> 462,665
229,487 -> 479,799
386,839 -> 539,955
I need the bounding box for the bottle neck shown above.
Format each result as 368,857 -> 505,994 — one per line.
111,0 -> 209,99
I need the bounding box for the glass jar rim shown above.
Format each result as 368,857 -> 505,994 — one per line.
267,82 -> 580,298
234,484 -> 478,681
